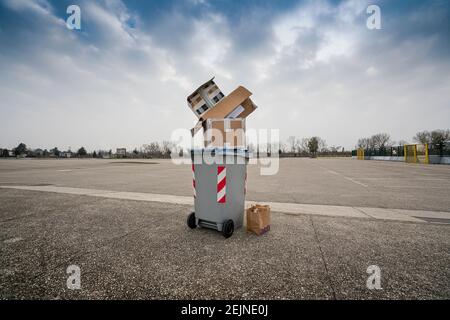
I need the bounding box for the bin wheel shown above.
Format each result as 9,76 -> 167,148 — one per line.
187,212 -> 196,229
222,219 -> 234,238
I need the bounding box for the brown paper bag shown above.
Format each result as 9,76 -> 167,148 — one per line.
246,204 -> 271,235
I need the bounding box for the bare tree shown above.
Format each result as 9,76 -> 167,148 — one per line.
143,142 -> 161,157
430,129 -> 450,154
287,136 -> 297,153
412,129 -> 450,154
356,133 -> 392,150
161,141 -> 173,158
299,138 -> 309,153
356,138 -> 370,149
413,131 -> 431,144
371,133 -> 392,149
368,137 -> 376,149
266,142 -> 279,155
258,143 -> 270,156
318,137 -> 327,152
278,142 -> 287,154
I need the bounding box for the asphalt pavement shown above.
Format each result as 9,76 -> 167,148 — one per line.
0,158 -> 449,299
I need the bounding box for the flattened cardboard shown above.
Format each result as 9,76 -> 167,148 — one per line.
200,86 -> 256,120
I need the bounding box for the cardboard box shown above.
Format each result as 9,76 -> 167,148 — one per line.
204,118 -> 246,148
187,77 -> 225,119
189,84 -> 257,137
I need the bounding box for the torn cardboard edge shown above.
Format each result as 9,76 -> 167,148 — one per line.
190,86 -> 257,136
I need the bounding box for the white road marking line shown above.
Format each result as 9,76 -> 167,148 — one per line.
57,169 -> 73,172
318,166 -> 368,188
362,177 -> 450,181
343,176 -> 368,188
384,185 -> 448,189
1,185 -> 446,223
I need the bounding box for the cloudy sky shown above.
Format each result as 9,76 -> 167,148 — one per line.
0,0 -> 449,151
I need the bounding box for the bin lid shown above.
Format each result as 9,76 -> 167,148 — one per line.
190,147 -> 248,158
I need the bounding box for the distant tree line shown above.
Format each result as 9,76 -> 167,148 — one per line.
0,141 -> 175,159
356,133 -> 393,150
412,129 -> 450,155
1,138 -> 352,159
255,136 -> 350,158
8,130 -> 449,161
355,129 -> 450,155
0,143 -> 96,158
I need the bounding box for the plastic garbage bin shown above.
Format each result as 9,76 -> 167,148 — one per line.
187,148 -> 248,238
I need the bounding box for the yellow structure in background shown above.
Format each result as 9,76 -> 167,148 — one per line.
357,148 -> 365,160
404,143 -> 429,164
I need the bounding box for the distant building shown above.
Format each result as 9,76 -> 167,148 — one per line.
116,148 -> 127,158
60,151 -> 72,158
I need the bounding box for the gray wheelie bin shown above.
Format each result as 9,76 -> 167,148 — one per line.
187,148 -> 248,238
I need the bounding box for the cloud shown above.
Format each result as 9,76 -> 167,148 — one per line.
2,0 -> 52,15
0,0 -> 449,151
365,66 -> 378,76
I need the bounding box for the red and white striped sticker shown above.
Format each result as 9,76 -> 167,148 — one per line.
217,166 -> 226,203
192,164 -> 196,198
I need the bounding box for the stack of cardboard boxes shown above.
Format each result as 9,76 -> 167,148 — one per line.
187,78 -> 270,236
187,78 -> 257,148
